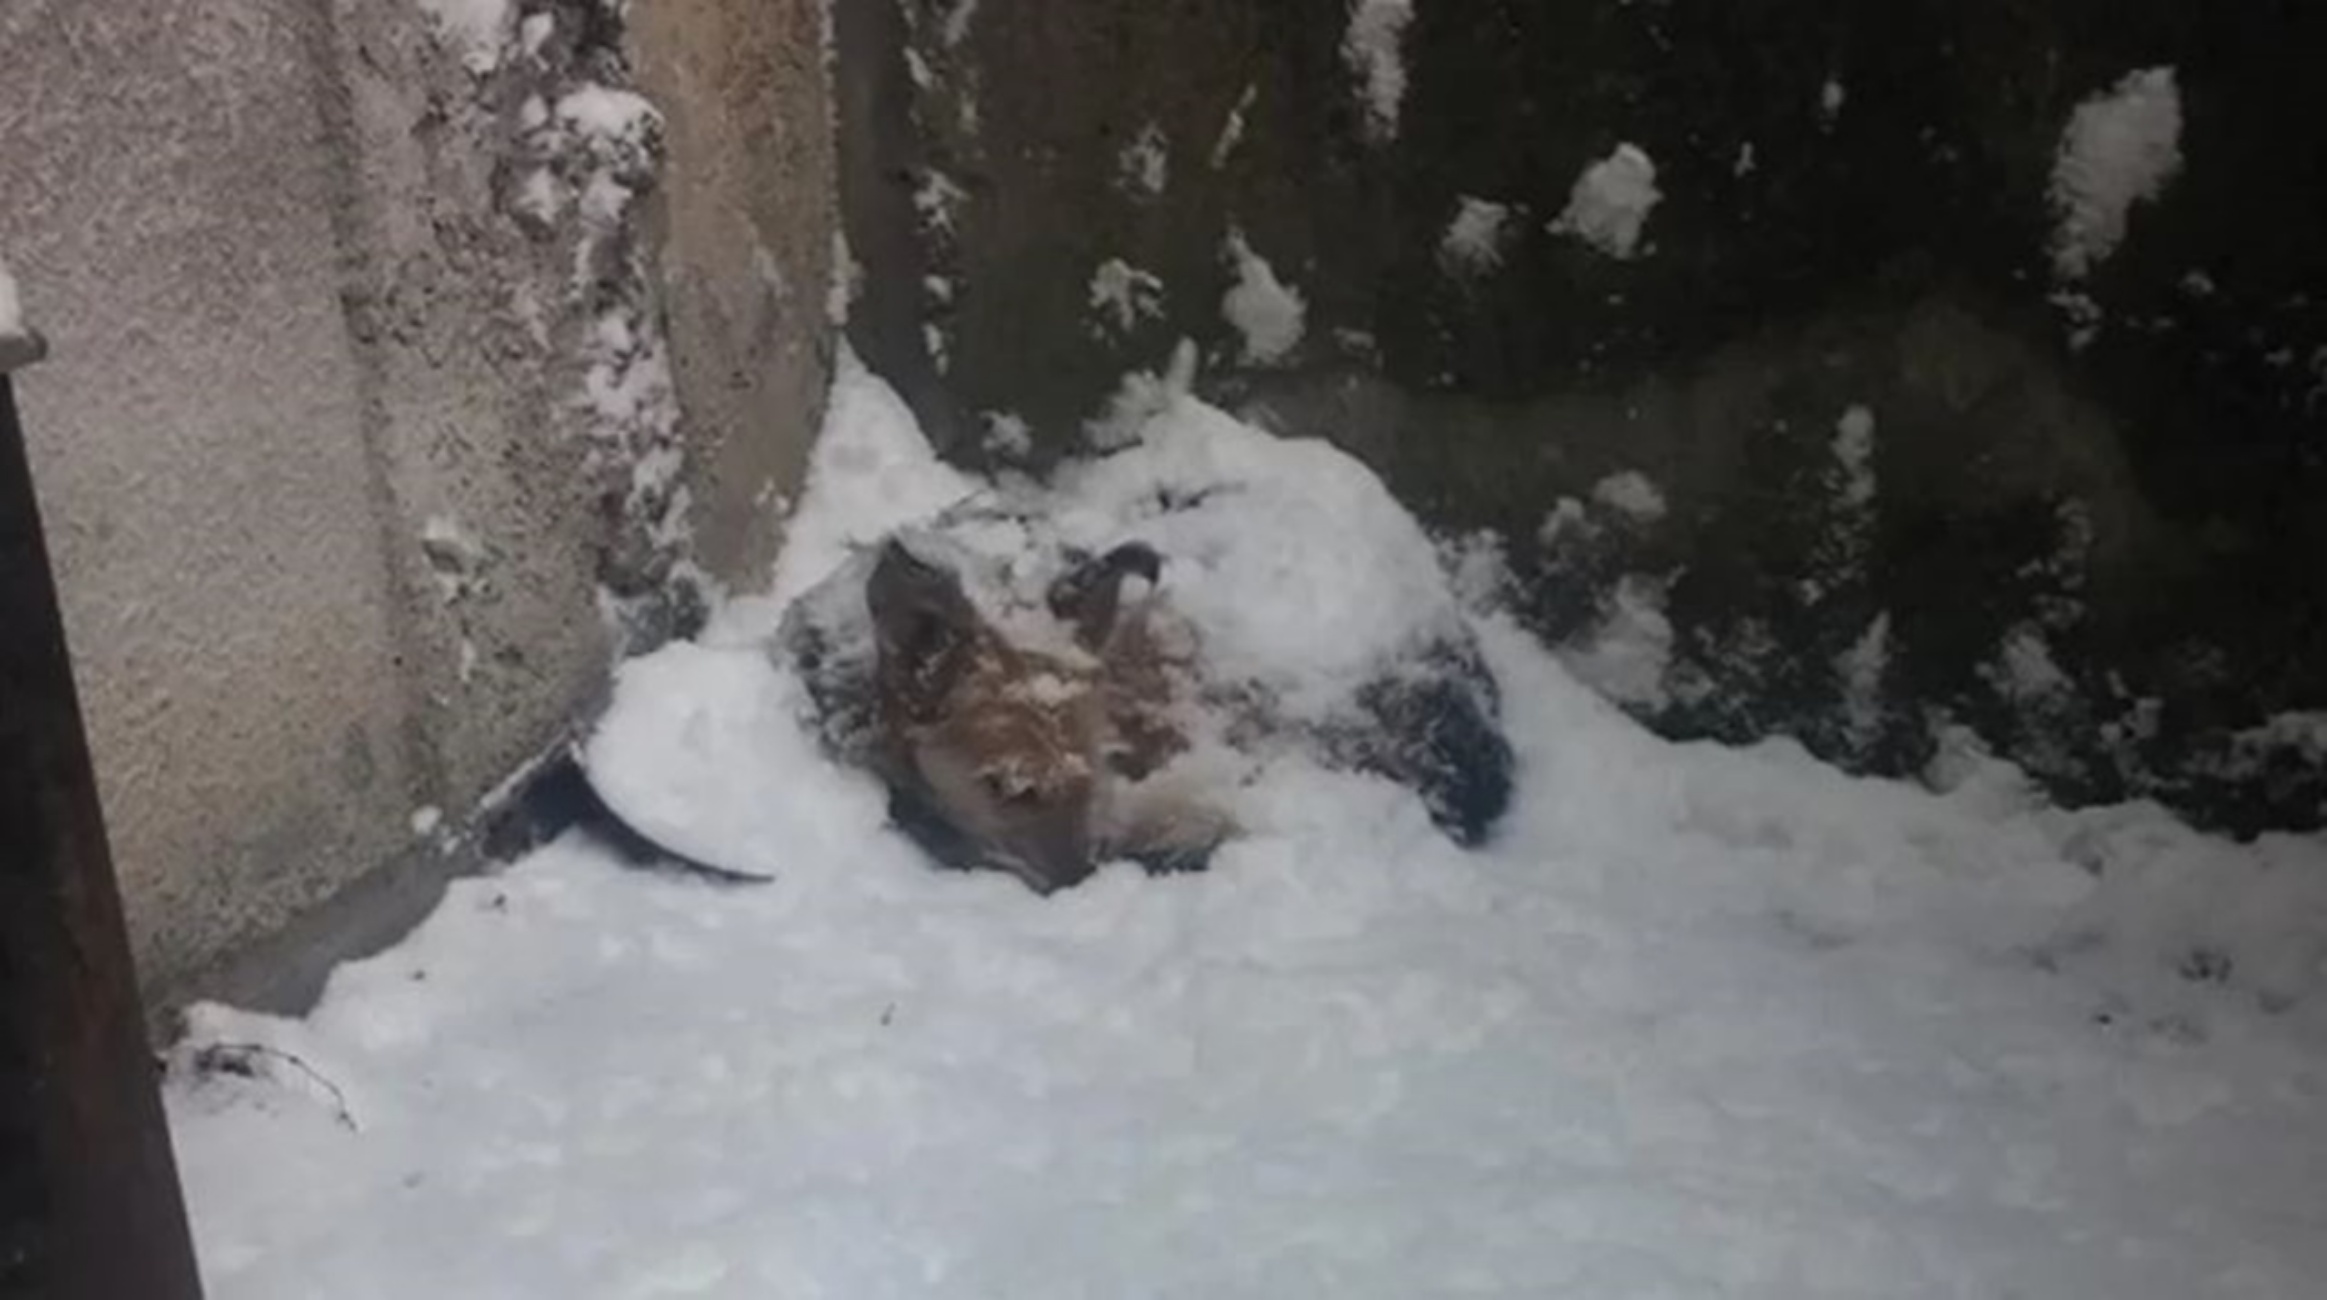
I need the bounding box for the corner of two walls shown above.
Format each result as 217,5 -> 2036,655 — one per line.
29,0 -> 2319,1012
0,0 -> 835,1014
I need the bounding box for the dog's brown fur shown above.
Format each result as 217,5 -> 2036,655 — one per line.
864,540 -> 1219,892
844,520 -> 1512,891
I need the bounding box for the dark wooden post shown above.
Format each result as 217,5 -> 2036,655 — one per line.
0,328 -> 206,1298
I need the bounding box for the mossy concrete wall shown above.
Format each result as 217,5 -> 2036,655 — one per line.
836,0 -> 2327,833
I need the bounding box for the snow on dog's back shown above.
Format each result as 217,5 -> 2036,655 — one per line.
1051,396 -> 1466,716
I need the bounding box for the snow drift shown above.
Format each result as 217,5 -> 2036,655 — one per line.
165,352 -> 2327,1299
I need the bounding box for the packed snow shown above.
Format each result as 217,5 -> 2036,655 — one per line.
1117,124 -> 1171,201
2234,712 -> 2327,764
1343,0 -> 1416,143
1562,573 -> 1676,711
941,0 -> 981,49
1819,76 -> 1848,124
167,355 -> 2327,1298
1830,405 -> 1878,512
1551,143 -> 1662,261
1835,613 -> 1894,756
1590,469 -> 1668,523
2050,67 -> 2184,281
1440,197 -> 1515,277
826,230 -> 863,328
1989,624 -> 2076,708
912,171 -> 970,238
414,0 -> 514,74
1088,258 -> 1167,336
980,411 -> 1033,462
1221,233 -> 1307,365
1538,494 -> 1589,546
1210,84 -> 1258,169
518,11 -> 554,61
556,85 -> 659,144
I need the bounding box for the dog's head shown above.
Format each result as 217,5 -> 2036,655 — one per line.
865,538 -> 1226,892
867,540 -> 1106,892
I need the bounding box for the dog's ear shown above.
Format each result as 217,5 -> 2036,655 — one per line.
867,540 -> 984,721
1046,542 -> 1164,651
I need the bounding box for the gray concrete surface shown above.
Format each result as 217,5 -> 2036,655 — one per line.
0,0 -> 836,1008
1,1 -> 428,1005
632,0 -> 836,584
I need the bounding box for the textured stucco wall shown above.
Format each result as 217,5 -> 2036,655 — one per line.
0,0 -> 836,1006
0,1 -> 428,1002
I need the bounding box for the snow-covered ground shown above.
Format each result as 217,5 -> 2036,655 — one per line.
167,357 -> 2327,1299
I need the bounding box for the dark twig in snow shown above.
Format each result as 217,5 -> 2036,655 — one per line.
189,1043 -> 360,1133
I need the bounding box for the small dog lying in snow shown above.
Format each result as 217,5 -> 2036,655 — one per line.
575,388 -> 1517,892
777,508 -> 1514,894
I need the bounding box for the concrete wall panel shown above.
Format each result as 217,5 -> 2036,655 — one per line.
0,0 -> 422,996
632,0 -> 837,583
0,0 -> 839,1004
